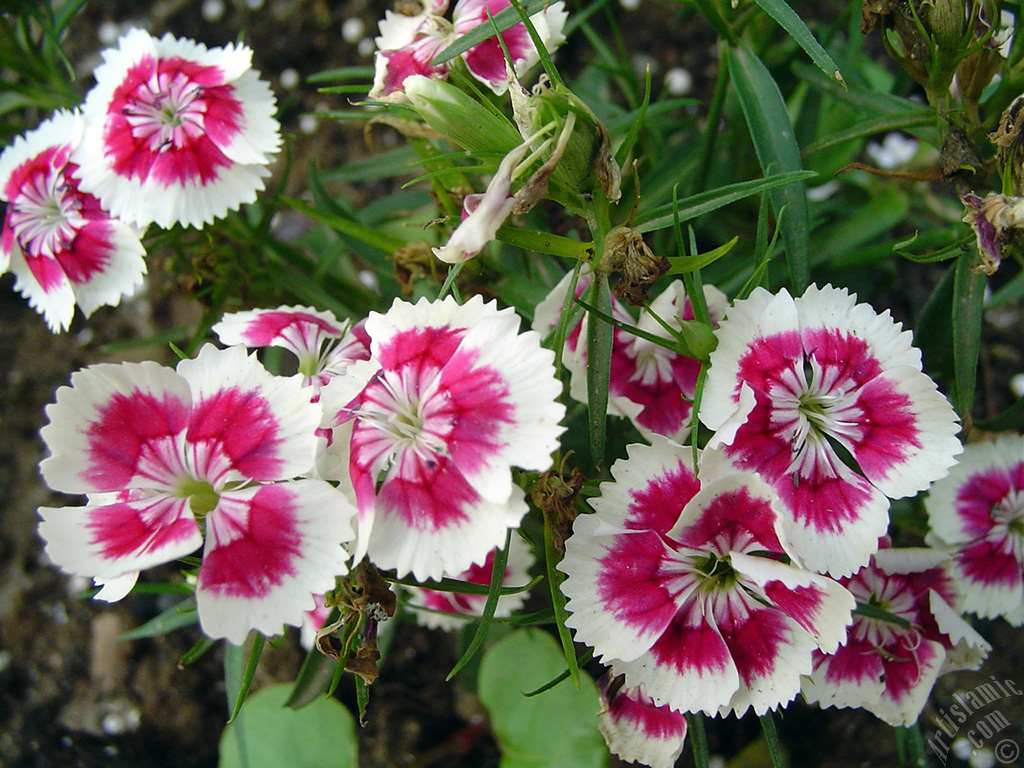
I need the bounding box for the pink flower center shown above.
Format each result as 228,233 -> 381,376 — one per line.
6,163 -> 85,258
122,69 -> 207,153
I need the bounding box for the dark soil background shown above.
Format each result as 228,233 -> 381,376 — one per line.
0,2 -> 1021,767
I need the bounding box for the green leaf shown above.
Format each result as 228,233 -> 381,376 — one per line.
667,236 -> 738,274
953,251 -> 986,423
219,683 -> 358,768
801,110 -> 935,157
281,195 -> 406,254
225,633 -> 265,723
478,630 -> 607,768
634,170 -> 816,234
446,530 -> 512,681
585,272 -> 613,467
974,395 -> 1024,432
749,0 -> 846,85
118,597 -> 197,640
729,44 -> 811,293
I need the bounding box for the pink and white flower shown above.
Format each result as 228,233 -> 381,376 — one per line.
72,28 -> 281,229
700,284 -> 962,577
37,344 -> 356,644
0,110 -> 146,332
212,305 -> 371,397
369,0 -> 567,100
534,269 -> 727,443
320,295 -> 564,581
405,534 -> 534,630
802,542 -> 990,726
598,684 -> 687,768
560,438 -> 855,717
924,434 -> 1024,626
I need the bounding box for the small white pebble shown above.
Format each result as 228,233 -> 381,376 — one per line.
0,650 -> 11,673
299,114 -> 319,135
97,20 -> 121,46
201,0 -> 226,22
245,0 -> 265,8
358,37 -> 376,57
358,269 -> 380,292
74,326 -> 94,347
866,132 -> 918,169
664,67 -> 692,96
708,756 -> 726,768
969,747 -> 996,768
620,0 -> 641,9
1010,372 -> 1024,398
953,737 -> 974,760
279,68 -> 300,89
342,17 -> 366,44
807,180 -> 840,202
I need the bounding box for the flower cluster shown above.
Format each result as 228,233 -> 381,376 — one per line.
369,0 -> 568,101
802,541 -> 990,725
1,28 -> 280,331
38,344 -> 355,644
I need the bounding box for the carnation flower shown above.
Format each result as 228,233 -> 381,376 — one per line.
700,284 -> 962,577
802,542 -> 990,725
404,534 -> 533,630
37,344 -> 356,644
534,269 -> 727,442
320,295 -> 564,581
0,110 -> 146,332
369,0 -> 567,100
73,28 -> 281,229
598,683 -> 687,768
924,434 -> 1024,626
212,305 -> 371,397
560,438 -> 855,717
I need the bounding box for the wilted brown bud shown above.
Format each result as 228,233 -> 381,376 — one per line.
962,191 -> 1024,273
601,226 -> 669,306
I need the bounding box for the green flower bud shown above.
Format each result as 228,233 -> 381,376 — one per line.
403,75 -> 521,155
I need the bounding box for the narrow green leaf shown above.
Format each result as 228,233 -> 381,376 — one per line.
179,636 -> 218,667
952,251 -> 986,423
750,0 -> 846,84
729,44 -> 811,293
495,225 -> 594,259
853,601 -> 913,629
802,109 -> 935,156
431,0 -> 554,65
894,723 -> 929,768
543,508 -> 580,689
615,67 -> 652,167
281,195 -> 406,254
446,530 -> 512,681
759,711 -> 785,768
285,645 -> 334,710
585,272 -> 613,467
119,597 -> 197,640
634,170 -> 816,233
686,713 -> 711,768
226,633 -> 265,723
667,236 -> 739,274
974,395 -> 1024,432
524,647 -> 592,697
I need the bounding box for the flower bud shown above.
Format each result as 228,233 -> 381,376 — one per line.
403,75 -> 521,155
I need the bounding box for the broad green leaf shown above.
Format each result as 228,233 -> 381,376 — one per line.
729,44 -> 810,293
750,0 -> 845,85
815,188 -> 908,268
219,683 -> 357,768
479,630 -> 606,768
